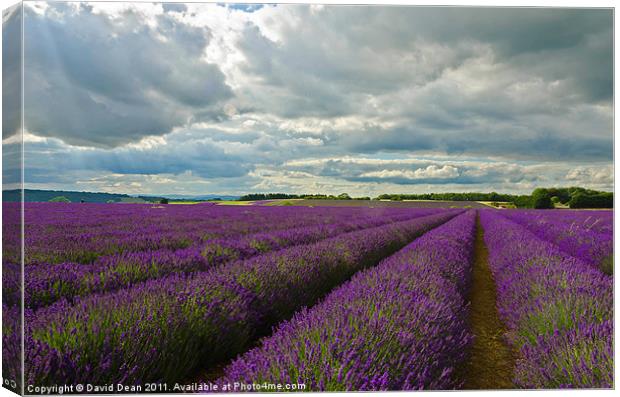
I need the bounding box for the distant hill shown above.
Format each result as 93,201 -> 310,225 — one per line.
3,189 -> 141,203
2,189 -> 239,203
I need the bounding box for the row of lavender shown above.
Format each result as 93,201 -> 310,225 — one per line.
6,203 -> 434,265
216,210 -> 476,390
14,210 -> 459,388
7,207 -> 435,309
480,210 -> 613,388
5,205 -> 612,390
499,209 -> 613,274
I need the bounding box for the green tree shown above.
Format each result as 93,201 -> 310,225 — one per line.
569,192 -> 613,209
160,198 -> 169,204
337,193 -> 351,200
512,195 -> 532,208
531,188 -> 553,209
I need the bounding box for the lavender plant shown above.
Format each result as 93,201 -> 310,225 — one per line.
23,211 -> 458,387
480,210 -> 613,388
217,211 -> 476,391
500,210 -> 612,274
16,203 -> 433,265
18,209 -> 431,309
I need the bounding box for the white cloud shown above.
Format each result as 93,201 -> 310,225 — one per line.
361,165 -> 460,180
566,165 -> 613,186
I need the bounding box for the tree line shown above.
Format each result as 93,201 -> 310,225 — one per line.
530,187 -> 613,209
240,187 -> 613,209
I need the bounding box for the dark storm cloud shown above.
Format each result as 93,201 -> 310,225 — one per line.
237,25 -> 357,118
2,4 -> 21,139
23,133 -> 252,179
23,3 -> 232,148
233,5 -> 612,162
339,123 -> 612,162
389,8 -> 609,56
2,142 -> 21,185
15,4 -> 613,194
378,7 -> 613,97
162,3 -> 187,13
238,7 -> 612,107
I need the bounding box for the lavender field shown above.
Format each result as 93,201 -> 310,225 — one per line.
1,202 -> 613,392
2,2 -> 613,395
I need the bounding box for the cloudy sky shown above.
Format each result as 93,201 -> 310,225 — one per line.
2,2 -> 613,196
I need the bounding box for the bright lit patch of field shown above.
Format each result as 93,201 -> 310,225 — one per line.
263,199 -> 304,206
261,199 -> 489,208
214,200 -> 256,205
478,201 -> 516,209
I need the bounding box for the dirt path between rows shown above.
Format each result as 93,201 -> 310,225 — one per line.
460,215 -> 516,389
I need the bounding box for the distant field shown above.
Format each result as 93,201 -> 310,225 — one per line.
478,201 -> 517,209
214,200 -> 256,205
264,199 -> 489,208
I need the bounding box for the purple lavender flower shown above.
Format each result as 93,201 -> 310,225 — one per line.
24,210 -> 458,386
480,210 -> 612,388
22,208 -> 440,310
217,211 -> 476,391
500,209 -> 612,274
